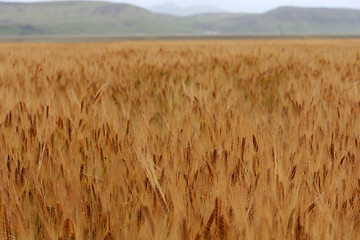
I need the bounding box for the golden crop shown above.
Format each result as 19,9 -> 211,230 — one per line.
0,39 -> 360,239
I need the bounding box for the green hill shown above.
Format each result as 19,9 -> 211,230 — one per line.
0,2 -> 359,36
0,1 -> 198,36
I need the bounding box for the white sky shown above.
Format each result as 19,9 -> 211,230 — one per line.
2,0 -> 360,13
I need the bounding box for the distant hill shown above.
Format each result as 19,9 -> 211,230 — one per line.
149,2 -> 229,16
0,2 -> 359,36
198,7 -> 360,35
0,1 -> 199,36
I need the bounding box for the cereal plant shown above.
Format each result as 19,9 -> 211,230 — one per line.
0,40 -> 359,239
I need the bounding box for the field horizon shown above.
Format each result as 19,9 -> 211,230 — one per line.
1,35 -> 360,43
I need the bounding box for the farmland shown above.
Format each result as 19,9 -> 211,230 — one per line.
0,39 -> 360,239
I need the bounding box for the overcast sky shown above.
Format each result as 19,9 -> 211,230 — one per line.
3,0 -> 360,12
111,0 -> 359,12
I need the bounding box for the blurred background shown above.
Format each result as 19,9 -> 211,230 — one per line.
0,0 -> 359,39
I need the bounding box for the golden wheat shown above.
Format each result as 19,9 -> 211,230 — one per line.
0,39 -> 359,239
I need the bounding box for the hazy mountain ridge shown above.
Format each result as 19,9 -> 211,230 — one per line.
0,2 -> 359,36
149,2 -> 229,16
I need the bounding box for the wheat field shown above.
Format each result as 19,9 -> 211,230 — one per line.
0,39 -> 360,239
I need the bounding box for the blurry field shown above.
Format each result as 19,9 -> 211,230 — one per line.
0,39 -> 360,239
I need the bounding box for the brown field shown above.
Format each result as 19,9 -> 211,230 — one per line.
0,39 -> 360,239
